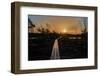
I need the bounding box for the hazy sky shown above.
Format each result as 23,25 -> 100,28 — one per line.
28,15 -> 88,34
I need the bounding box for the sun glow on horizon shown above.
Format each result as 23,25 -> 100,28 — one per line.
62,29 -> 67,33
28,15 -> 88,35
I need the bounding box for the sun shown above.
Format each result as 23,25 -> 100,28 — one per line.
63,29 -> 67,33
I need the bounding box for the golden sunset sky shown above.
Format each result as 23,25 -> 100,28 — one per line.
28,15 -> 88,34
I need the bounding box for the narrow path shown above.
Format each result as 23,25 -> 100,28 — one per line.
50,37 -> 62,60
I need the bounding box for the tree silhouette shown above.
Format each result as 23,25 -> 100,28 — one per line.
28,18 -> 35,33
37,24 -> 51,34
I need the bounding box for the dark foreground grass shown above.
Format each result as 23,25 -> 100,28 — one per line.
28,33 -> 88,61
